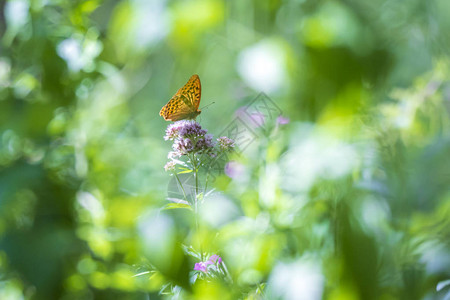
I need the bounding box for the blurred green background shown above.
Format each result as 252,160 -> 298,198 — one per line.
1,0 -> 449,299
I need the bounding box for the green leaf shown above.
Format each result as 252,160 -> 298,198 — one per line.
163,203 -> 192,210
182,244 -> 201,259
177,169 -> 193,174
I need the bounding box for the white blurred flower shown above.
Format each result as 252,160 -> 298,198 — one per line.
224,160 -> 245,179
0,58 -> 11,87
131,0 -> 170,48
361,197 -> 391,233
281,124 -> 358,193
419,241 -> 450,275
237,40 -> 287,93
200,194 -> 239,228
5,0 -> 29,30
76,191 -> 105,220
268,259 -> 324,300
57,38 -> 82,71
57,34 -> 102,72
138,212 -> 177,271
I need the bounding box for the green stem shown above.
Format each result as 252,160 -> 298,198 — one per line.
195,163 -> 199,199
204,172 -> 210,196
203,153 -> 219,195
191,153 -> 202,260
221,261 -> 233,284
174,172 -> 188,204
194,167 -> 199,231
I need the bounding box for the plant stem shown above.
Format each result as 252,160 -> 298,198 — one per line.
191,153 -> 202,260
194,167 -> 199,231
203,153 -> 219,195
174,172 -> 189,204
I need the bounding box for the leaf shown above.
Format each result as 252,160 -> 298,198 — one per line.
182,244 -> 201,259
166,197 -> 190,205
163,203 -> 192,210
133,271 -> 151,277
177,169 -> 193,174
437,279 -> 450,291
196,192 -> 204,201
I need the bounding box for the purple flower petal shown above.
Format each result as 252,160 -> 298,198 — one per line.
234,106 -> 247,118
164,161 -> 176,171
217,136 -> 235,152
164,121 -> 215,156
235,107 -> 265,128
178,121 -> 207,138
225,161 -> 245,179
249,111 -> 266,127
208,255 -> 222,264
277,115 -> 290,125
194,262 -> 208,273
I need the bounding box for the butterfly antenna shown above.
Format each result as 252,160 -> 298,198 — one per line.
200,101 -> 215,111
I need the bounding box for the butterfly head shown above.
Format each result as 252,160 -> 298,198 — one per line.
191,110 -> 201,119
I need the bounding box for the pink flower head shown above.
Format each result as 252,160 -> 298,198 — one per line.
164,121 -> 186,140
250,111 -> 266,127
277,115 -> 290,125
165,121 -> 215,156
193,254 -> 223,273
177,121 -> 207,138
217,136 -> 235,152
208,255 -> 222,264
194,262 -> 208,273
235,107 -> 265,128
164,161 -> 176,171
225,161 -> 245,179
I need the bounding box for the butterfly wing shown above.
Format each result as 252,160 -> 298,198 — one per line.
159,74 -> 202,121
182,74 -> 201,111
159,94 -> 192,121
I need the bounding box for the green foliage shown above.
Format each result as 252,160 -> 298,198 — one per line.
1,0 -> 449,299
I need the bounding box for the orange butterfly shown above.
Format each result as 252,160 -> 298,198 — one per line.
159,74 -> 202,121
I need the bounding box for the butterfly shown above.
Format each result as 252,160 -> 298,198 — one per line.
159,74 -> 202,121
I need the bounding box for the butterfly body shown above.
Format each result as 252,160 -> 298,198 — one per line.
160,74 -> 202,121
